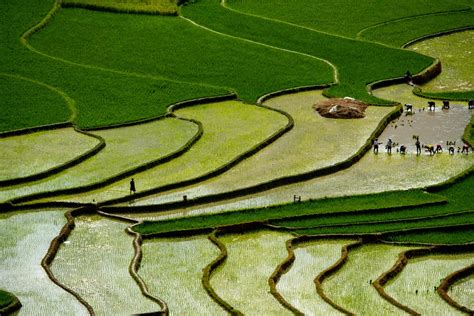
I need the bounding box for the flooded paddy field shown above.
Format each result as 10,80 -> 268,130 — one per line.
385,253 -> 474,315
322,244 -> 412,315
277,239 -> 353,315
46,101 -> 287,204
448,274 -> 474,310
0,128 -> 99,181
0,118 -> 197,203
140,236 -> 224,315
50,215 -> 159,315
211,230 -> 293,315
0,210 -> 87,315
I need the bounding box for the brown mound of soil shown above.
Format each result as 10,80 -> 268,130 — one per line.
313,98 -> 368,119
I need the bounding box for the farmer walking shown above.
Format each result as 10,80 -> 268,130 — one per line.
130,178 -> 136,195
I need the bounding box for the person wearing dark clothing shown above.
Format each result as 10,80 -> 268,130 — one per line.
373,139 -> 379,154
415,138 -> 422,155
130,178 -> 136,195
461,144 -> 470,155
386,139 -> 393,154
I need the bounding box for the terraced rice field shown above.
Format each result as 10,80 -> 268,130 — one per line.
0,128 -> 99,181
322,244 -> 412,315
48,101 -> 287,203
1,0 -> 473,314
384,253 -> 474,315
448,274 -> 474,309
50,215 -> 159,314
133,91 -> 393,205
410,30 -> 474,94
140,236 -> 224,315
0,210 -> 87,315
211,231 -> 293,315
0,118 -> 197,202
277,239 -> 353,315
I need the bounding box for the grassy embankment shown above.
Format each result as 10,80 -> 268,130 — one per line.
385,253 -> 474,315
0,128 -> 99,181
1,0 -> 227,131
32,101 -> 287,204
182,0 -> 435,104
0,118 -> 197,203
62,0 -> 178,15
226,0 -> 470,38
0,289 -> 19,310
133,170 -> 473,244
30,6 -> 332,105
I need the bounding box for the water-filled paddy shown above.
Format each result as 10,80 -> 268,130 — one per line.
448,274 -> 474,310
50,215 -> 159,314
133,90 -> 392,206
49,101 -> 288,203
0,128 -> 99,181
385,253 -> 474,315
409,30 -> 474,93
211,231 -> 293,315
0,117 -> 197,202
140,236 -> 224,315
323,244 -> 411,315
277,239 -> 353,315
0,210 -> 87,315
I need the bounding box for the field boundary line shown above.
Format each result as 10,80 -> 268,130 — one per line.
0,73 -> 77,123
125,227 -> 169,315
268,237 -> 304,315
100,104 -> 402,213
0,291 -> 22,315
0,127 -> 105,187
356,7 -> 473,41
277,209 -> 473,233
314,239 -> 364,315
19,0 -> 229,93
179,14 -> 339,85
95,101 -> 294,206
437,264 -> 474,314
202,230 -> 243,315
373,244 -> 474,315
41,206 -> 97,315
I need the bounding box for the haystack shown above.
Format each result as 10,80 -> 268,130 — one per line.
313,97 -> 368,119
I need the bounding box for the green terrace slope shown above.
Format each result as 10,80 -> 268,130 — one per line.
181,0 -> 435,104
133,172 -> 474,245
29,6 -> 333,104
1,0 -> 226,130
132,189 -> 447,235
62,0 -> 178,15
225,0 -> 471,38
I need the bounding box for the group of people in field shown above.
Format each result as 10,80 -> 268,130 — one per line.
373,137 -> 470,156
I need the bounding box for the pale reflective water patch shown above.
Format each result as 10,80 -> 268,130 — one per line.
277,239 -> 353,315
385,253 -> 474,315
140,236 -> 225,316
409,30 -> 474,93
323,244 -> 412,315
211,231 -> 293,315
448,274 -> 474,310
0,210 -> 88,315
50,215 -> 159,314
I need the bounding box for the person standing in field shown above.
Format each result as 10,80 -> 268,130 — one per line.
373,138 -> 379,154
130,178 -> 136,195
386,138 -> 393,154
415,138 -> 422,155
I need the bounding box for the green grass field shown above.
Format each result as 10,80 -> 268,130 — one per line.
1,0 -> 473,314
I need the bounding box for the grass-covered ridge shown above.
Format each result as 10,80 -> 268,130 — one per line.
30,7 -> 332,104
225,0 -> 471,38
62,0 -> 179,15
1,0 -> 228,130
132,189 -> 446,235
181,0 -> 435,104
133,172 -> 474,245
0,289 -> 20,311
